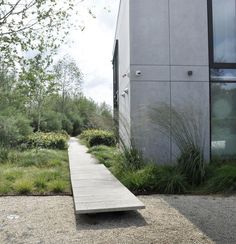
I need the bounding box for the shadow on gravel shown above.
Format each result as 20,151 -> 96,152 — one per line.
162,195 -> 236,244
75,210 -> 147,230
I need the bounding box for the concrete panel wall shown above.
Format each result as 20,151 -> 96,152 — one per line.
116,0 -> 210,163
130,82 -> 171,163
170,0 -> 209,65
114,0 -> 131,146
130,0 -> 170,65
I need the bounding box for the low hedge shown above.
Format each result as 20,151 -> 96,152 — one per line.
25,132 -> 68,150
80,129 -> 116,147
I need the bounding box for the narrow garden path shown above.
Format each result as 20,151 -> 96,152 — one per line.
68,137 -> 145,214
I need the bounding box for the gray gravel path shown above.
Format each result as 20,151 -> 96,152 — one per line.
0,195 -> 235,244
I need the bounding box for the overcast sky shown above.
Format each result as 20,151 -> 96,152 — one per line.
58,0 -> 120,106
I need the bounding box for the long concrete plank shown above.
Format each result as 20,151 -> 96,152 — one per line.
68,137 -> 145,214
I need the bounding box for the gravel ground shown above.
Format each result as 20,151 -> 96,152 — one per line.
0,195 -> 235,244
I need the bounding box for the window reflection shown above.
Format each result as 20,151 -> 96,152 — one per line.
211,83 -> 236,158
212,0 -> 236,63
211,69 -> 236,81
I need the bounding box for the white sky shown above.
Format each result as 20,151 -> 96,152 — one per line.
58,0 -> 120,106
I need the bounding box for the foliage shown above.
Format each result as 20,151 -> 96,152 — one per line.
47,180 -> 68,193
121,145 -> 144,171
54,56 -> 83,100
0,149 -> 71,195
88,143 -> 236,195
89,144 -> 187,194
80,129 -> 116,147
19,54 -> 58,131
150,104 -> 206,185
205,164 -> 236,193
178,146 -> 205,185
120,164 -> 159,193
0,0 -> 79,67
155,166 -> 188,194
26,132 -> 68,150
0,115 -> 32,147
0,147 -> 9,163
87,145 -> 119,168
13,179 -> 34,194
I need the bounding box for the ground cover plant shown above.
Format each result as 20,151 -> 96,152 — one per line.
84,128 -> 236,195
0,149 -> 71,195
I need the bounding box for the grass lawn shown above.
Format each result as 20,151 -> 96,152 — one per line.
0,149 -> 71,195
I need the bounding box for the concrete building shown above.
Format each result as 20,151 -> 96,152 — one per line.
113,0 -> 236,164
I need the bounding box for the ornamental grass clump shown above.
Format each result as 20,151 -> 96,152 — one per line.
150,103 -> 206,185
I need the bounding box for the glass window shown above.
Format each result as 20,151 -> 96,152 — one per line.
211,69 -> 236,81
211,83 -> 236,158
212,0 -> 236,63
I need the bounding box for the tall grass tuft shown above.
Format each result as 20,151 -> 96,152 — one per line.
150,103 -> 206,185
121,145 -> 144,171
155,166 -> 188,194
14,179 -> 34,194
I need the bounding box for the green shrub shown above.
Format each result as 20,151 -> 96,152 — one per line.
14,179 -> 34,194
155,166 -> 188,194
40,111 -> 62,132
80,129 -> 116,147
178,146 -> 205,185
0,115 -> 32,147
26,132 -> 68,150
0,147 -> 9,163
205,165 -> 236,193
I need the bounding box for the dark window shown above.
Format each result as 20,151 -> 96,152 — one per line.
113,40 -> 119,131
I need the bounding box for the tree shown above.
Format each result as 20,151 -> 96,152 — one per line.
0,0 -> 78,67
19,53 -> 57,131
54,56 -> 83,114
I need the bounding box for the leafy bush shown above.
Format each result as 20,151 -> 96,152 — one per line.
80,129 -> 116,147
0,115 -> 32,147
26,132 -> 68,150
0,147 -> 9,163
205,165 -> 236,193
40,111 -> 62,132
